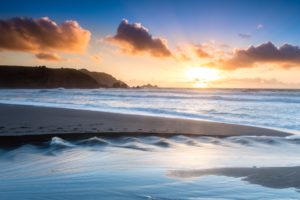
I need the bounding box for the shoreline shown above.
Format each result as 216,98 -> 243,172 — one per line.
0,101 -> 296,134
0,103 -> 291,146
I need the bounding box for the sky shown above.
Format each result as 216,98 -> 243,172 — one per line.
1,0 -> 300,88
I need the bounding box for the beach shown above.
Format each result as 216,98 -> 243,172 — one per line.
1,130 -> 300,199
0,90 -> 299,199
0,103 -> 290,145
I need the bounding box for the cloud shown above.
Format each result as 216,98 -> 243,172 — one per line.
179,53 -> 190,61
107,19 -> 172,57
238,33 -> 251,39
35,52 -> 62,61
257,24 -> 264,30
195,42 -> 230,59
220,42 -> 300,70
0,17 -> 91,54
195,46 -> 211,58
90,53 -> 102,64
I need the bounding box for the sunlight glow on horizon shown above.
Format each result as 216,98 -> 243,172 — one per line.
185,67 -> 220,88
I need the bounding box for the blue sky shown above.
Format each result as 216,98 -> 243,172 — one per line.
1,0 -> 300,47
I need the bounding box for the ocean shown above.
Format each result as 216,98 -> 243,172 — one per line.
0,88 -> 299,133
1,88 -> 300,199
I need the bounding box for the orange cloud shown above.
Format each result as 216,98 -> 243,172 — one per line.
218,42 -> 300,70
0,17 -> 91,54
194,46 -> 211,58
90,54 -> 102,64
107,19 -> 172,57
192,42 -> 228,60
178,53 -> 191,61
36,53 -> 62,61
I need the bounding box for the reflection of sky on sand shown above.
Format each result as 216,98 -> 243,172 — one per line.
167,166 -> 300,189
1,136 -> 300,199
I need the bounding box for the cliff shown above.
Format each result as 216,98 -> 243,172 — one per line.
80,69 -> 128,88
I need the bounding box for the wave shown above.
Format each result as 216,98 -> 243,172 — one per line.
49,137 -> 75,149
76,137 -> 110,146
1,88 -> 300,133
3,135 -> 300,154
6,88 -> 300,103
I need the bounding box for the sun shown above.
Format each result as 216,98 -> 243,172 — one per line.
185,67 -> 220,88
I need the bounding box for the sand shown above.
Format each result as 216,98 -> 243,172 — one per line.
168,166 -> 300,190
0,103 -> 290,145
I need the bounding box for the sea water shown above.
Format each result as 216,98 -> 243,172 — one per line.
0,88 -> 299,133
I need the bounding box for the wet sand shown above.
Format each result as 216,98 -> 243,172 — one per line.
168,166 -> 300,190
0,103 -> 290,146
2,135 -> 300,199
